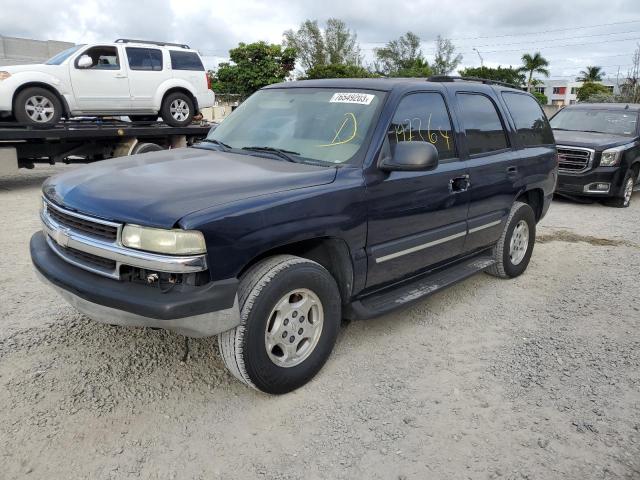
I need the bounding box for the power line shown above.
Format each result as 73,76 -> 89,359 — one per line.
364,19 -> 640,44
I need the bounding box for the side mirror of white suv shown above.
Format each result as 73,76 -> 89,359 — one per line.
77,55 -> 93,69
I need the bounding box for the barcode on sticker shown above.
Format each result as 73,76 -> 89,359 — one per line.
330,93 -> 375,105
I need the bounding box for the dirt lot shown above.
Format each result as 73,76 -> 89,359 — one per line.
1,164 -> 639,480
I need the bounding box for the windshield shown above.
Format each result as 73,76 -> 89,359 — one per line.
550,109 -> 638,136
45,45 -> 84,65
206,88 -> 384,164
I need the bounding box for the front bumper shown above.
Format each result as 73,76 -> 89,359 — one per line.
31,231 -> 240,337
556,167 -> 625,197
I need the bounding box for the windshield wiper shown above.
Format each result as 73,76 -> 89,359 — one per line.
200,139 -> 232,150
242,146 -> 300,162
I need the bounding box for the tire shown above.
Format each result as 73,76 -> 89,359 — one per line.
160,92 -> 194,127
485,201 -> 536,279
604,170 -> 635,208
128,115 -> 158,122
218,255 -> 341,394
14,87 -> 62,126
132,142 -> 164,155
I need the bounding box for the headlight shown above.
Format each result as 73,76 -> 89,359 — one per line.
122,224 -> 206,255
600,145 -> 627,167
0,71 -> 11,81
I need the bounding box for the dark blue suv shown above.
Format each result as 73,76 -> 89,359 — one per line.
31,78 -> 557,393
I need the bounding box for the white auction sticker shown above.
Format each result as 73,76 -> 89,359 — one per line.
329,92 -> 375,105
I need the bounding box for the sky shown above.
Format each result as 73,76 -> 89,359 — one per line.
1,0 -> 640,80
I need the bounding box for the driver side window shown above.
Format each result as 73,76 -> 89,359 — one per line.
77,46 -> 120,70
388,92 -> 457,160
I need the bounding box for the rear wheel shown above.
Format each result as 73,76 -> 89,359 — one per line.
218,255 -> 341,394
160,92 -> 194,127
131,142 -> 164,155
486,201 -> 536,279
14,87 -> 62,126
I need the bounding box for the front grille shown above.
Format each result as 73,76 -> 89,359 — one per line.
58,243 -> 117,271
557,146 -> 593,174
46,204 -> 118,241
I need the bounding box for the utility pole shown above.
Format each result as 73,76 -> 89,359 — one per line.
473,48 -> 484,67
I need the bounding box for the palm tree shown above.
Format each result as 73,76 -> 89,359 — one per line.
519,52 -> 550,92
576,66 -> 605,82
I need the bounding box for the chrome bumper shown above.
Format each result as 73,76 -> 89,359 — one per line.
41,198 -> 207,279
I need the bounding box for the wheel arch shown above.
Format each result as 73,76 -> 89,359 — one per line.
237,237 -> 355,304
516,188 -> 544,222
12,82 -> 71,117
158,85 -> 199,113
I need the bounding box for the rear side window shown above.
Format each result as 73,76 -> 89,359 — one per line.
457,93 -> 508,155
170,51 -> 204,71
387,92 -> 457,160
126,47 -> 163,71
502,93 -> 554,146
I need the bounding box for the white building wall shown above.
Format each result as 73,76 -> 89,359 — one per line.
535,78 -> 619,106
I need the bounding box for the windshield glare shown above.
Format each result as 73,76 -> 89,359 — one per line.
207,88 -> 383,164
45,45 -> 84,65
550,109 -> 638,136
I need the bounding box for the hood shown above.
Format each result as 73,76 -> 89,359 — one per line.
43,147 -> 338,228
1,64 -> 58,73
553,129 -> 635,150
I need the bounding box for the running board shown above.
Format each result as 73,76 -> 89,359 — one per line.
345,255 -> 495,320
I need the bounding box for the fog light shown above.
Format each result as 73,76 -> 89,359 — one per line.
584,182 -> 610,193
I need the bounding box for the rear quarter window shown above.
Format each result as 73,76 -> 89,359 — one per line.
502,92 -> 554,147
170,51 -> 204,71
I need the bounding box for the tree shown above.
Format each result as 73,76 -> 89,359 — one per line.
519,52 -> 550,92
283,18 -> 361,72
458,66 -> 525,87
304,63 -> 375,79
431,36 -> 462,75
619,44 -> 640,103
576,82 -> 611,102
577,66 -> 605,82
211,42 -> 296,98
374,31 -> 430,76
532,91 -> 548,105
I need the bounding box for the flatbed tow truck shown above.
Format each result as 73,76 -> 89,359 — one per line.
0,118 -> 214,175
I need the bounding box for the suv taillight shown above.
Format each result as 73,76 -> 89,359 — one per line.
206,73 -> 212,90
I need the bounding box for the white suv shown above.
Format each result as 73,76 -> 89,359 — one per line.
0,39 -> 215,127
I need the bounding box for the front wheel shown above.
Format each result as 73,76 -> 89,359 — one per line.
604,171 -> 635,208
14,87 -> 62,126
160,92 -> 194,127
485,201 -> 536,279
218,255 -> 341,394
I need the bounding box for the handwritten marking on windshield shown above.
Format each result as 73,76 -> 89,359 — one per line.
318,113 -> 358,147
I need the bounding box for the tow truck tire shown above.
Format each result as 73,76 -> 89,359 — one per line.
218,255 -> 341,394
160,92 -> 194,127
14,87 -> 62,127
604,170 -> 635,208
485,201 -> 536,279
132,142 -> 164,155
128,115 -> 158,122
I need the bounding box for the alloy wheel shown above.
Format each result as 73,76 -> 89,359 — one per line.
264,288 -> 324,368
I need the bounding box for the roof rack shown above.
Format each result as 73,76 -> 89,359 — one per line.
114,39 -> 190,49
427,75 -> 521,90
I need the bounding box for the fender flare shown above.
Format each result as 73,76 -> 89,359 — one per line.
154,80 -> 199,111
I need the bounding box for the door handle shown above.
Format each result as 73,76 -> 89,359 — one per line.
506,166 -> 518,176
114,74 -> 127,79
449,174 -> 470,193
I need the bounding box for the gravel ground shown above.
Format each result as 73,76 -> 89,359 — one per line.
1,164 -> 639,480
